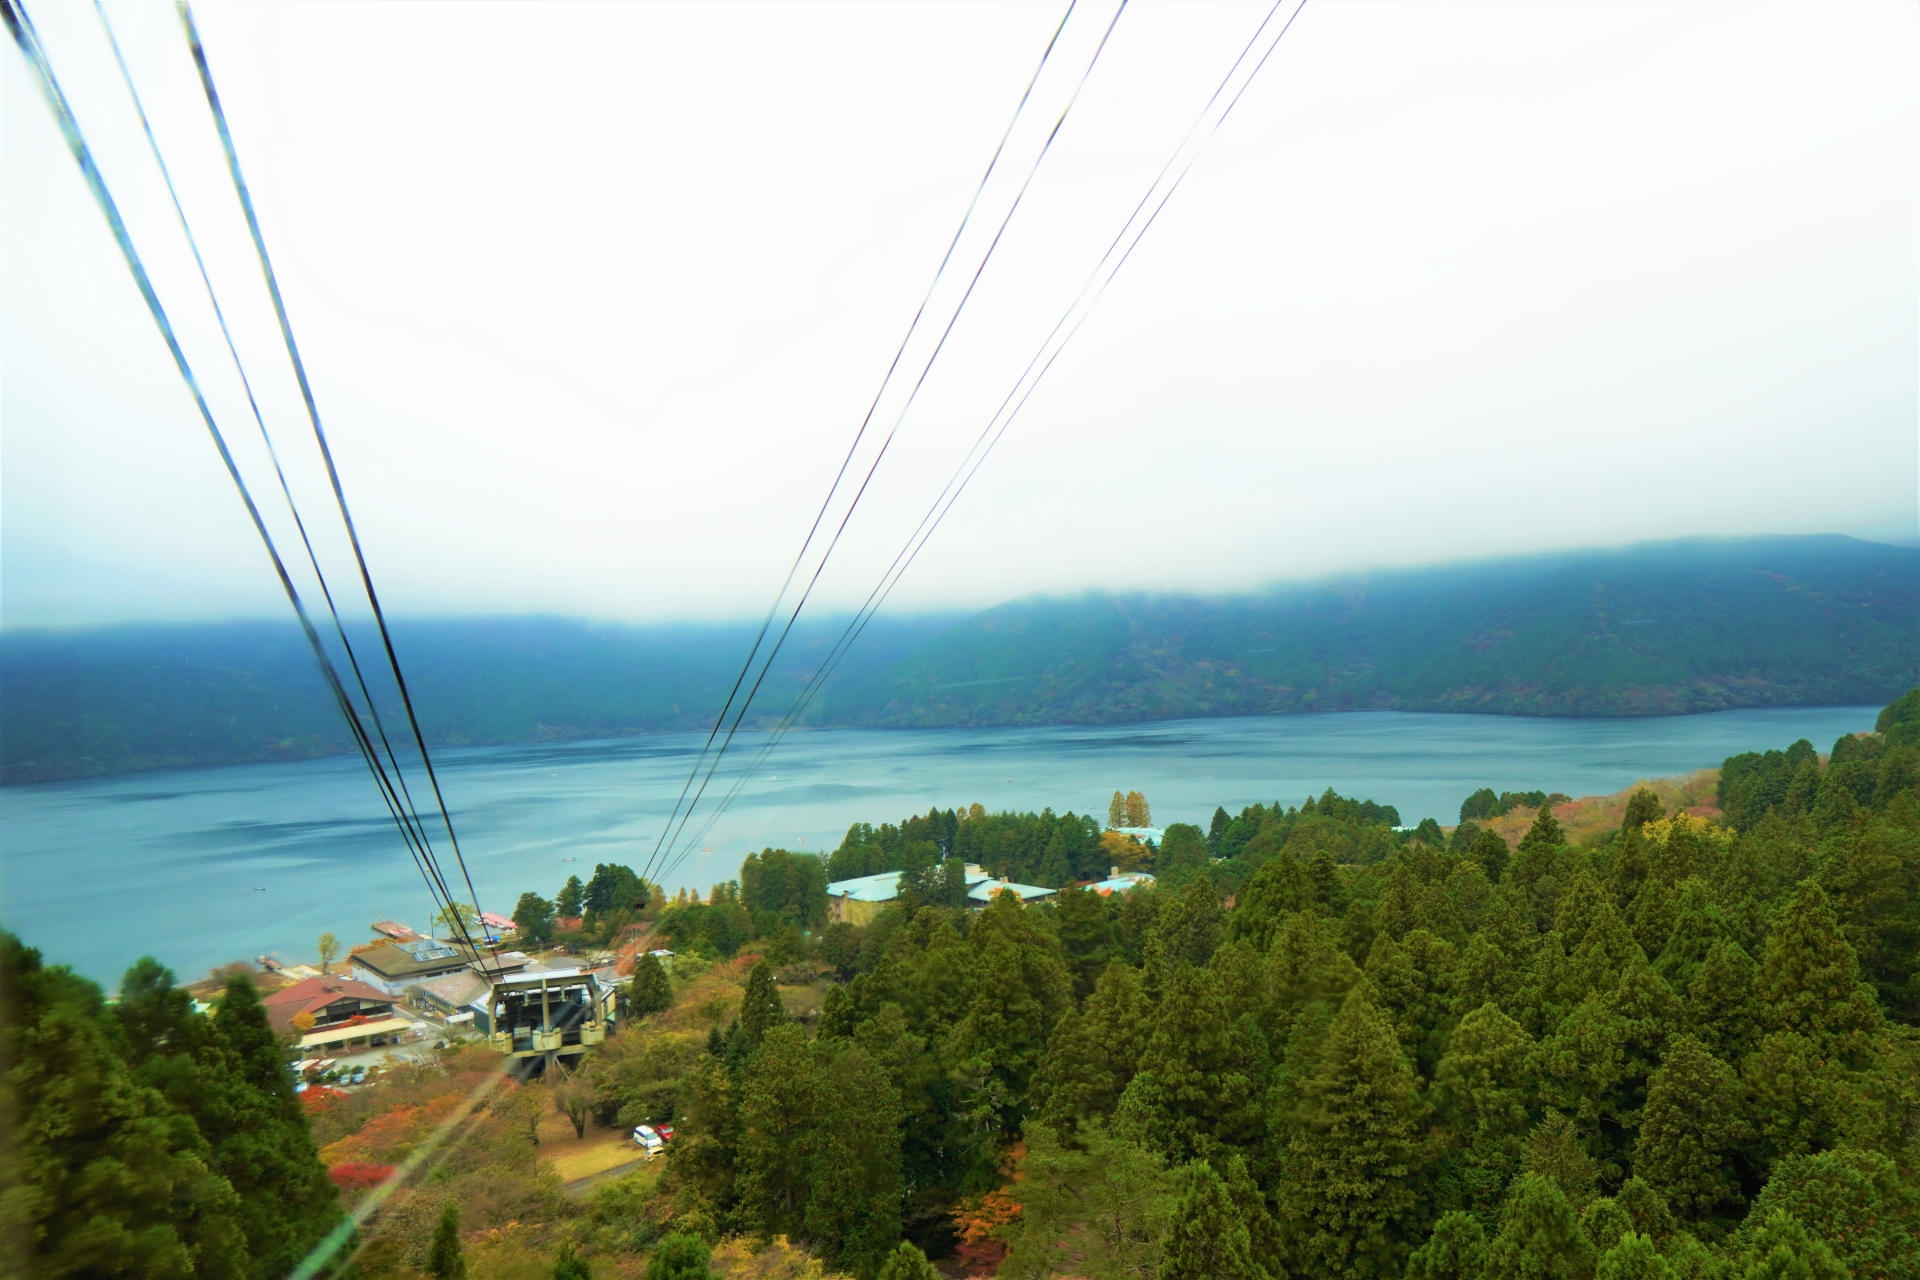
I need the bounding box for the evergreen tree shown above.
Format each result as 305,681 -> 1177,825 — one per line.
557,874 -> 586,917
805,1044 -> 904,1278
738,960 -> 786,1048
1622,789 -> 1665,832
944,893 -> 1071,1134
1745,1148 -> 1919,1280
1609,827 -> 1651,912
1004,1122 -> 1175,1280
1682,939 -> 1759,1064
512,891 -> 556,942
1405,1212 -> 1490,1280
1483,1173 -> 1595,1280
1159,1160 -> 1267,1280
1632,1035 -> 1745,1225
1757,880 -> 1884,1056
1230,851 -> 1314,951
1276,988 -> 1419,1280
1110,791 -> 1128,830
1133,963 -> 1263,1163
1471,828 -> 1511,885
1155,875 -> 1224,968
1520,1113 -> 1600,1210
1594,1233 -> 1673,1280
817,982 -> 856,1040
1225,1153 -> 1282,1268
1432,1002 -> 1535,1217
1518,805 -> 1566,856
1053,883 -> 1117,997
630,950 -> 673,1017
1611,1179 -> 1677,1245
1720,1211 -> 1847,1280
553,1241 -> 591,1280
733,1025 -> 824,1238
876,1241 -> 940,1280
1579,1198 -> 1632,1256
428,1201 -> 468,1280
4,935 -> 248,1280
646,1233 -> 714,1280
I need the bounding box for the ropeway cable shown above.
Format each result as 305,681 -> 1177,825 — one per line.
0,0 -> 480,950
655,0 -> 1310,884
645,0 -> 1130,886
640,0 -> 1084,887
177,1 -> 490,944
90,1 -> 471,938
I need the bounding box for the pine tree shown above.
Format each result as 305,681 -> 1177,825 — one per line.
1721,1210 -> 1848,1280
1225,1153 -> 1282,1269
1135,963 -> 1262,1163
1519,805 -> 1566,856
1594,1233 -> 1673,1280
738,960 -> 786,1047
1155,875 -> 1224,968
818,982 -> 856,1040
734,1025 -> 824,1236
1632,1034 -> 1745,1225
1405,1212 -> 1490,1280
553,1241 -> 591,1280
1159,1160 -> 1267,1280
1682,938 -> 1759,1064
1471,828 -> 1511,884
1609,826 -> 1651,912
805,1044 -> 904,1278
1004,1121 -> 1176,1280
943,893 -> 1071,1134
876,1241 -> 940,1280
556,874 -> 586,918
1276,988 -> 1419,1280
1622,788 -> 1665,831
207,975 -> 342,1277
631,950 -> 673,1017
1579,1197 -> 1632,1256
428,1201 -> 468,1280
647,1233 -> 714,1280
1432,1002 -> 1535,1216
1484,1173 -> 1595,1280
1520,1112 -> 1600,1210
1229,851 -> 1314,951
1611,1179 -> 1677,1245
1745,1148 -> 1918,1280
1759,880 -> 1885,1056
1109,791 -> 1128,830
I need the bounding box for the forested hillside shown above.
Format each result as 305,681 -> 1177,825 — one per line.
834,535 -> 1919,727
3,535 -> 1913,782
16,688 -> 1914,1277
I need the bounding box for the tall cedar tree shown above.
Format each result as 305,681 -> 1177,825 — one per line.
1406,1212 -> 1491,1280
1484,1174 -> 1595,1280
1744,1148 -> 1920,1280
734,1025 -> 823,1238
3,936 -> 249,1279
1003,1122 -> 1175,1280
1594,1233 -> 1673,1280
1632,1034 -> 1746,1225
876,1241 -> 940,1280
630,951 -> 673,1017
804,1044 -> 904,1278
647,1233 -> 714,1280
428,1200 -> 468,1280
1158,1160 -> 1268,1280
1134,963 -> 1262,1164
738,960 -> 786,1047
1277,988 -> 1419,1280
556,874 -> 585,918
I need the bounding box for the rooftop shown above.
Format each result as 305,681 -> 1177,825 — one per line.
260,974 -> 393,1030
968,879 -> 1057,903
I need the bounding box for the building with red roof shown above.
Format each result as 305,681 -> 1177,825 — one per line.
261,974 -> 396,1035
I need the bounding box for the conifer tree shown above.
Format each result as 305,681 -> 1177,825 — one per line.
1471,828 -> 1511,884
557,874 -> 586,917
208,975 -> 341,1277
738,960 -> 786,1048
1650,881 -> 1724,992
1633,1035 -> 1745,1224
1721,1211 -> 1847,1280
1744,1148 -> 1917,1280
734,1025 -> 824,1237
1156,875 -> 1224,968
817,982 -> 855,1040
1483,1173 -> 1595,1280
876,1241 -> 940,1280
1276,989 -> 1419,1280
1136,963 -> 1263,1163
428,1201 -> 468,1280
1518,805 -> 1565,856
1611,1179 -> 1676,1245
1682,938 -> 1759,1064
552,1242 -> 591,1280
944,893 -> 1070,1133
1579,1197 -> 1632,1256
805,1044 -> 903,1278
646,1233 -> 714,1280
1520,1113 -> 1600,1209
1594,1233 -> 1673,1280
1225,1153 -> 1282,1269
1110,791 -> 1128,830
1405,1212 -> 1490,1280
1452,933 -> 1521,1020
1622,788 -> 1665,831
1609,826 -> 1651,912
1758,880 -> 1884,1055
1159,1160 -> 1267,1280
631,950 -> 673,1017
1053,883 -> 1118,997
1229,851 -> 1314,950
1432,1002 -> 1535,1215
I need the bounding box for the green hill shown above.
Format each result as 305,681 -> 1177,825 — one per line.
2,535 -> 1912,783
823,535 -> 1918,725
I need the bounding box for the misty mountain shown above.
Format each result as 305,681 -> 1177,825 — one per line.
828,535 -> 1917,727
2,535 -> 1912,783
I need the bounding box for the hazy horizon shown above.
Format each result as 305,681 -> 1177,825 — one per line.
5,2 -> 1915,632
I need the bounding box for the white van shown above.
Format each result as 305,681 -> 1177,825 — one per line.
632,1125 -> 664,1157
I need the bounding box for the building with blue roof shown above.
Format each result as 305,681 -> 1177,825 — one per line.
827,864 -> 1056,923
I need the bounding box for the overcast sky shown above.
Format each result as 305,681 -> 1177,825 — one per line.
4,0 -> 1915,630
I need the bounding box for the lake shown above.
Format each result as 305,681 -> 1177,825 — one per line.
0,704 -> 1878,985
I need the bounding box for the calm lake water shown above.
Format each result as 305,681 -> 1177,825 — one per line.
0,705 -> 1878,985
